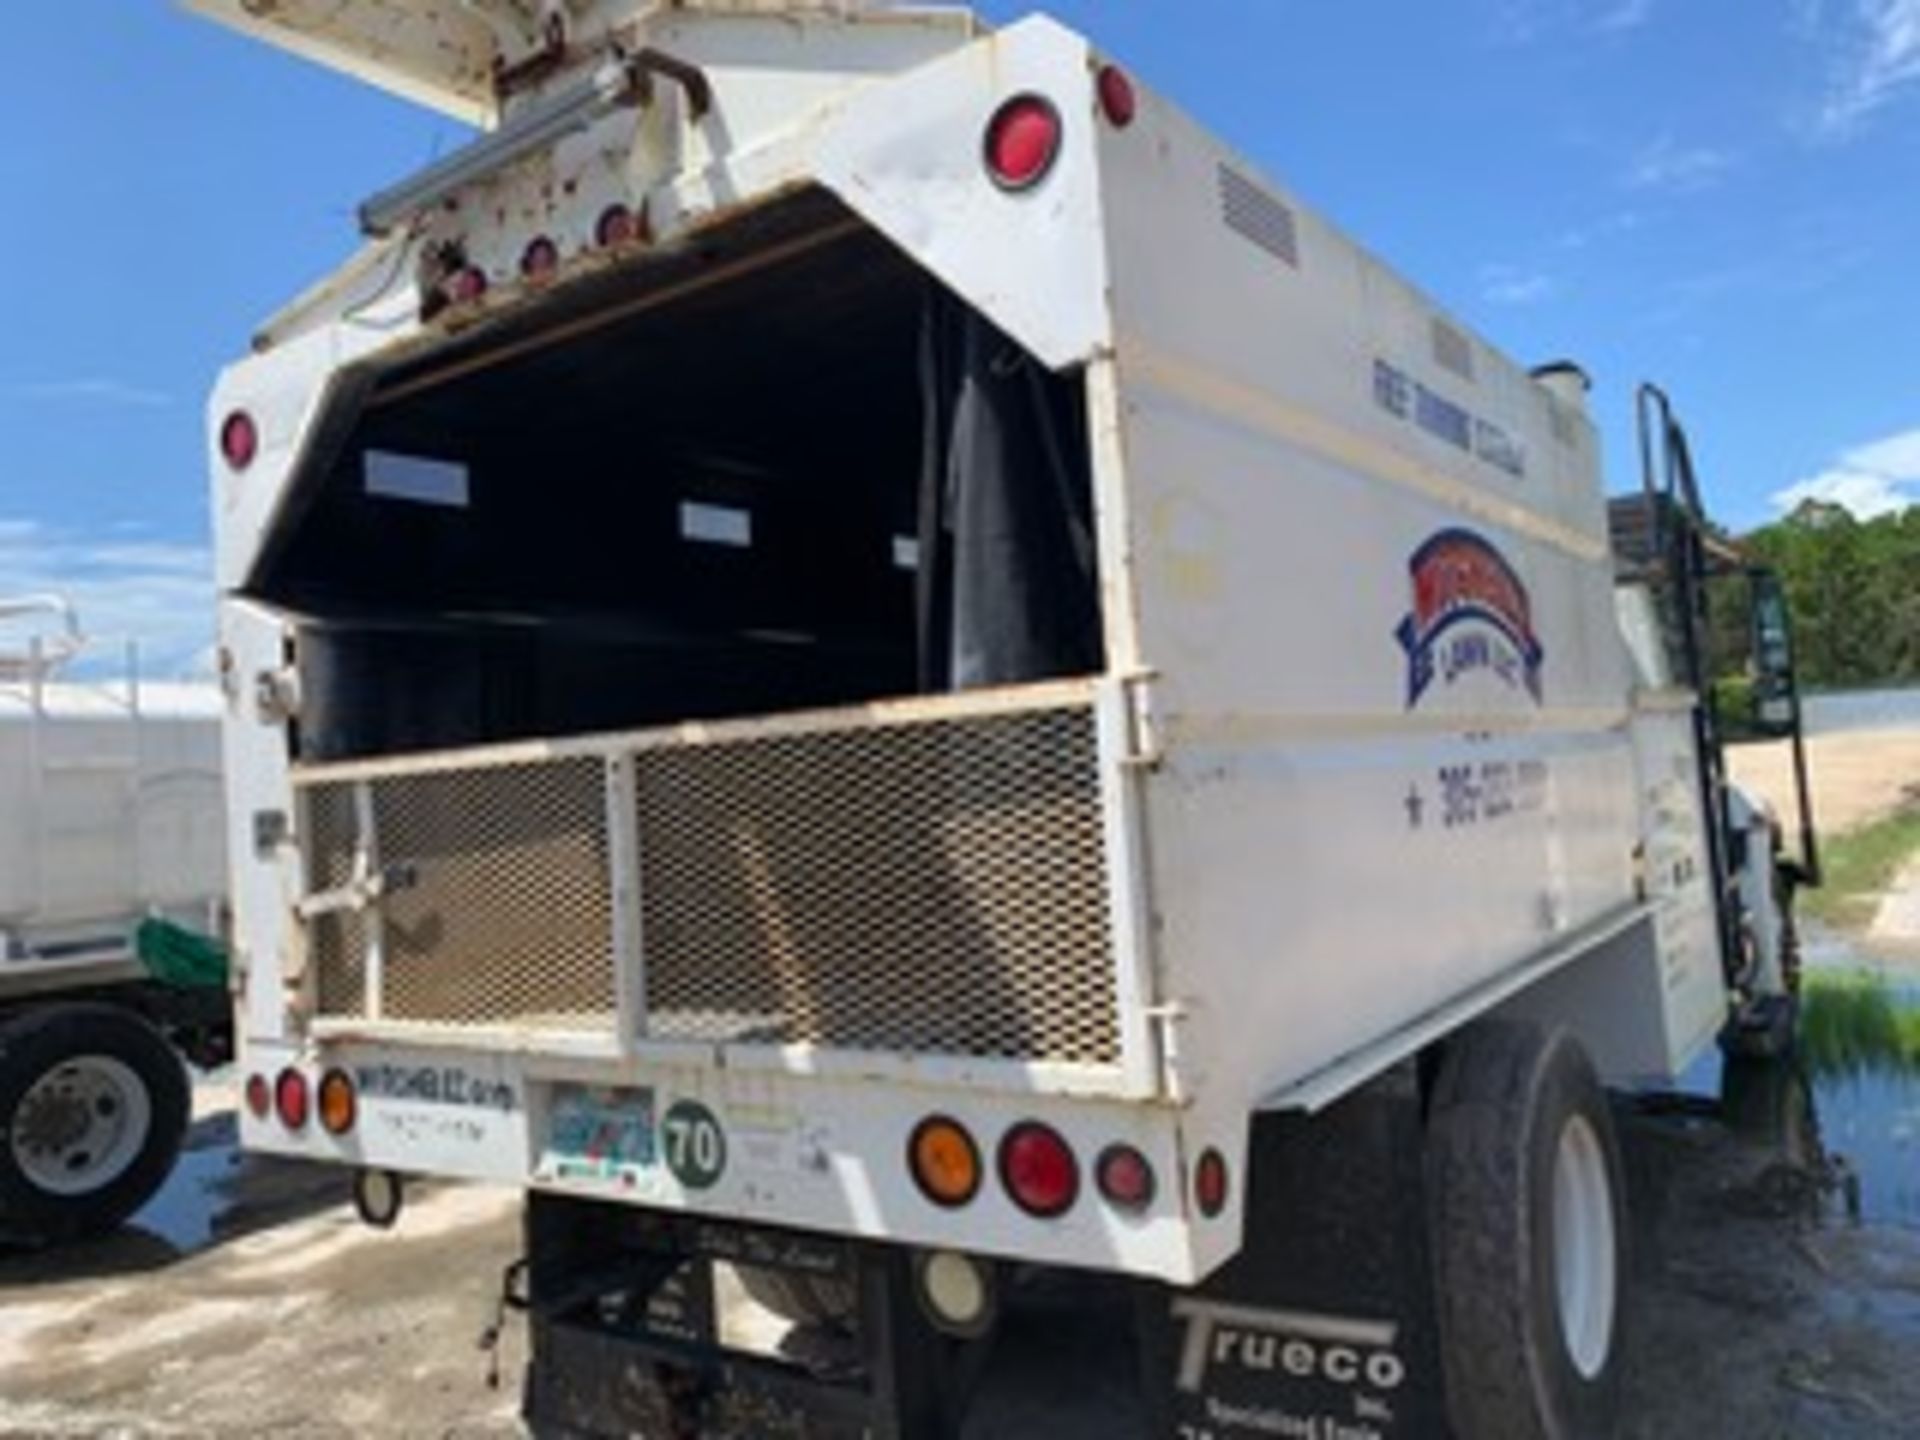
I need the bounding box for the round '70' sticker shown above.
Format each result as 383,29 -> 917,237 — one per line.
662,1100 -> 727,1190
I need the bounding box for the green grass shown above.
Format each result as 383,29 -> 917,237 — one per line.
1800,804 -> 1920,931
1800,971 -> 1920,1081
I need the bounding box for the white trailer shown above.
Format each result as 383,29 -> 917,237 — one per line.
0,596 -> 231,1244
186,4 -> 1816,1434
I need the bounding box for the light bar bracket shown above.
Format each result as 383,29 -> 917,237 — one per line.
358,49 -> 710,237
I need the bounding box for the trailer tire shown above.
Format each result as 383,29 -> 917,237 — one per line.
1426,1022 -> 1626,1440
0,1003 -> 190,1247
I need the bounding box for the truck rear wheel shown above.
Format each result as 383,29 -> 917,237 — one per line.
0,1003 -> 190,1247
1426,1021 -> 1626,1440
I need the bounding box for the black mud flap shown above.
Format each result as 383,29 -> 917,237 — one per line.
1140,1070 -> 1454,1440
522,1197 -> 964,1440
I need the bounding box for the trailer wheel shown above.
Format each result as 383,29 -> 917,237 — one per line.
1426,1022 -> 1626,1440
0,1003 -> 190,1247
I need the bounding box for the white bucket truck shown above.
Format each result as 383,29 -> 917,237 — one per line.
186,4 -> 1816,1434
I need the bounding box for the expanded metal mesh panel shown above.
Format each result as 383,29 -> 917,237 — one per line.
305,785 -> 367,1020
305,759 -> 616,1031
635,704 -> 1119,1063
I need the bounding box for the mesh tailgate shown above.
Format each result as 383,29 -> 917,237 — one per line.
299,696 -> 1118,1065
637,703 -> 1117,1063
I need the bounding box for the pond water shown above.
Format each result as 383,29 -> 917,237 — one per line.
1805,687 -> 1920,735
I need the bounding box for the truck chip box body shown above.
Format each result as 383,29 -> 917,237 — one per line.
188,4 -> 1814,1434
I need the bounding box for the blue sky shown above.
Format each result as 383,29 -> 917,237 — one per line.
1,0 -> 1916,673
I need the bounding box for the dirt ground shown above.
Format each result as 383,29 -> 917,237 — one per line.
1728,728 -> 1920,834
2,1075 -> 1917,1438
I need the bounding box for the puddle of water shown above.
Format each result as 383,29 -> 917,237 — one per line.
1674,964 -> 1920,1229
1801,971 -> 1920,1227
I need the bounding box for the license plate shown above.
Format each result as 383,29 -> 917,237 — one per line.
541,1085 -> 658,1184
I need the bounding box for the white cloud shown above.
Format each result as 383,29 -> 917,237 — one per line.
4,378 -> 173,409
1557,210 -> 1643,251
1492,0 -> 1657,42
1624,135 -> 1737,192
1595,0 -> 1656,32
1480,264 -> 1557,305
1771,426 -> 1920,518
1815,0 -> 1920,135
0,517 -> 213,677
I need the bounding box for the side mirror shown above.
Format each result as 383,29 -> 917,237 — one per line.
1748,569 -> 1798,739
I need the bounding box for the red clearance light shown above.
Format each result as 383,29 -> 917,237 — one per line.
596,204 -> 639,248
445,266 -> 489,305
521,236 -> 560,280
998,1122 -> 1079,1219
275,1068 -> 310,1131
984,95 -> 1064,192
220,411 -> 258,471
1096,1144 -> 1156,1212
1097,66 -> 1137,129
1195,1148 -> 1230,1219
244,1074 -> 271,1120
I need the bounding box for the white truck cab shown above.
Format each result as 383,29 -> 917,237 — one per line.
188,5 -> 1816,1435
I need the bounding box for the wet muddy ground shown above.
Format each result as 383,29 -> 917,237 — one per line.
2,1037 -> 1916,1439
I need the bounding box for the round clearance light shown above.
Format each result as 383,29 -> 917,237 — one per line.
444,266 -> 489,305
909,1116 -> 982,1209
998,1122 -> 1080,1219
1096,1143 -> 1157,1213
220,411 -> 259,472
984,94 -> 1064,192
318,1069 -> 358,1137
353,1168 -> 406,1231
244,1073 -> 271,1121
520,235 -> 560,281
596,204 -> 639,248
274,1068 -> 310,1132
1195,1148 -> 1230,1219
914,1250 -> 996,1339
1097,65 -> 1138,129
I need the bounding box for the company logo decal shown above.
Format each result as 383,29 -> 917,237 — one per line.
1171,1299 -> 1409,1395
1395,529 -> 1544,708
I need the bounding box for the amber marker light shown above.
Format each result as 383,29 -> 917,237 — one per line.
910,1116 -> 983,1209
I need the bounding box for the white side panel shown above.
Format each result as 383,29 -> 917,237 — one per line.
815,16 -> 1112,370
1498,707 -> 1728,1083
0,696 -> 223,941
220,600 -> 302,1044
1097,76 -> 1646,1130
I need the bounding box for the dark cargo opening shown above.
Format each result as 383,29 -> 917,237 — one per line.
253,196 -> 1104,763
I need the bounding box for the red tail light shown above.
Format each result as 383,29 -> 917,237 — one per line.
275,1068 -> 310,1131
984,95 -> 1063,192
998,1122 -> 1079,1218
220,411 -> 258,471
596,204 -> 639,248
1097,66 -> 1137,129
521,236 -> 560,280
445,266 -> 488,305
1096,1144 -> 1156,1212
1195,1148 -> 1230,1218
244,1074 -> 271,1120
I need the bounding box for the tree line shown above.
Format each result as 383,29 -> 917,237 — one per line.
1738,501 -> 1920,691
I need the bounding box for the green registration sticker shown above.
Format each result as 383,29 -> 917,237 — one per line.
662,1100 -> 728,1190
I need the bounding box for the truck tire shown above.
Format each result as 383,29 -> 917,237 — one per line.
0,1003 -> 190,1247
1426,1022 -> 1626,1440
734,1265 -> 858,1329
